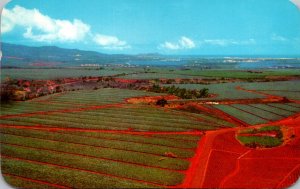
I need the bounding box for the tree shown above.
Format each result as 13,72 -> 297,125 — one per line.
0,84 -> 15,104
199,88 -> 209,98
156,98 -> 168,107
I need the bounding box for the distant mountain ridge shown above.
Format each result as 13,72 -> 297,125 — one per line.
0,42 -> 138,67
1,42 -> 300,69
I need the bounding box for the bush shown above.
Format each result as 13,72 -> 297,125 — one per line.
156,98 -> 168,107
0,85 -> 15,104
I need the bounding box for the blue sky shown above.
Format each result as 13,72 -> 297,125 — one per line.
1,0 -> 300,55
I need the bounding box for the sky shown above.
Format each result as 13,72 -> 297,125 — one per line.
1,0 -> 300,56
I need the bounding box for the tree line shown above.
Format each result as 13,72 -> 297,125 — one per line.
149,84 -> 209,99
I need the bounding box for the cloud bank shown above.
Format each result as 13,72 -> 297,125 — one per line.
2,5 -> 90,42
1,5 -> 129,50
160,36 -> 196,50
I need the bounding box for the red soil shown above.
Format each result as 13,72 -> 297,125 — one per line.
125,95 -> 179,104
1,90 -> 299,188
187,117 -> 300,189
221,159 -> 300,188
115,78 -> 138,83
201,150 -> 241,188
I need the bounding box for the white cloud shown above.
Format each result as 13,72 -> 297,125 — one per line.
203,39 -> 229,46
1,5 -> 131,51
179,36 -> 196,49
201,39 -> 256,46
290,0 -> 300,10
271,34 -> 287,42
160,36 -> 196,50
1,5 -> 90,42
93,34 -> 130,50
162,42 -> 180,50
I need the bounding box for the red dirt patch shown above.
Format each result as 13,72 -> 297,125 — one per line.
115,78 -> 138,84
221,159 -> 300,188
125,95 -> 179,104
202,150 -> 241,188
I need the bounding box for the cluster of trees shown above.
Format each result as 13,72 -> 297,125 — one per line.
149,84 -> 209,99
0,85 -> 16,103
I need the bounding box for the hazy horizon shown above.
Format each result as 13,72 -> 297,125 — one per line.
1,0 -> 300,56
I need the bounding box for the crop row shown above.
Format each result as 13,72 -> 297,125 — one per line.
1,144 -> 184,185
268,103 -> 300,112
53,130 -> 199,148
1,88 -> 163,115
214,105 -> 267,125
249,104 -> 294,117
0,128 -> 195,158
2,158 -> 154,188
3,174 -> 59,189
2,116 -> 187,132
214,103 -> 299,125
230,104 -> 284,121
3,109 -> 218,131
0,132 -> 191,171
174,110 -> 235,127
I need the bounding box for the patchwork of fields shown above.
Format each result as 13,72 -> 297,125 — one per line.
0,88 -> 235,188
1,79 -> 300,188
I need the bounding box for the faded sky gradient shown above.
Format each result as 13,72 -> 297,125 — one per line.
1,0 -> 300,56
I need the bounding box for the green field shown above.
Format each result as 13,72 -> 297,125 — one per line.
1,68 -> 147,81
120,68 -> 300,79
237,126 -> 283,148
1,72 -> 300,188
2,87 -> 230,188
242,80 -> 300,100
214,103 -> 300,125
164,83 -> 264,100
2,68 -> 300,81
